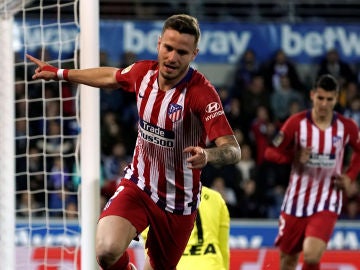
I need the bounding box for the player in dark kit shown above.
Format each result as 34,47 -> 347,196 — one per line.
27,14 -> 241,270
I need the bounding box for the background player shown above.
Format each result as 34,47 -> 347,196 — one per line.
265,74 -> 360,270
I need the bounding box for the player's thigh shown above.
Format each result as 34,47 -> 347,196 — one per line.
96,215 -> 137,255
302,236 -> 326,263
97,179 -> 148,254
303,210 -> 337,262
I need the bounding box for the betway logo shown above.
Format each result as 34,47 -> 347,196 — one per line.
282,25 -> 360,57
123,22 -> 250,63
123,22 -> 360,62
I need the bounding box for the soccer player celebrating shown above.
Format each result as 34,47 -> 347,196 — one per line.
265,74 -> 360,270
27,14 -> 241,270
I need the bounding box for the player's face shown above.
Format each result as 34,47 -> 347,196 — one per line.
311,88 -> 338,119
157,29 -> 198,89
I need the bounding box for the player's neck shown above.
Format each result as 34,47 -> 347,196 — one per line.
311,110 -> 333,130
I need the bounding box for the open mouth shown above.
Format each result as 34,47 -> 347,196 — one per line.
164,64 -> 176,71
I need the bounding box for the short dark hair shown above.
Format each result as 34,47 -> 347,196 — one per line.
315,74 -> 339,92
162,14 -> 201,46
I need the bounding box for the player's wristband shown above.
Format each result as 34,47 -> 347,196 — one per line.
57,69 -> 69,80
42,65 -> 69,81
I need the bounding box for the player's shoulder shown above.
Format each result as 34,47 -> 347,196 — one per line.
119,60 -> 157,76
188,68 -> 215,91
282,110 -> 307,128
289,110 -> 307,121
132,60 -> 158,71
336,111 -> 356,124
335,112 -> 359,129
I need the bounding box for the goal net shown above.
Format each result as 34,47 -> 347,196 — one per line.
0,0 -> 100,269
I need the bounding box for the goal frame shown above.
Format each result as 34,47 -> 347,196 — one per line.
0,0 -> 101,269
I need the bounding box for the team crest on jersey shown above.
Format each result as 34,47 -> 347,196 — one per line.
121,63 -> 134,74
273,132 -> 284,147
168,103 -> 183,122
332,135 -> 342,148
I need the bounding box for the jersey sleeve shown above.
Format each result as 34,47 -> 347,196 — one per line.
115,61 -> 154,92
191,80 -> 233,142
344,119 -> 360,180
264,115 -> 297,164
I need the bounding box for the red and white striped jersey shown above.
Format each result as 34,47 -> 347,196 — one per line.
114,60 -> 234,215
266,110 -> 360,217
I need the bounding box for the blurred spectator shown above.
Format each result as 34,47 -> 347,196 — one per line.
317,48 -> 356,87
36,120 -> 74,158
237,178 -> 267,218
235,143 -> 256,181
218,86 -> 232,110
102,141 -> 131,181
233,127 -> 246,146
48,156 -> 76,217
338,81 -> 360,112
65,201 -> 78,219
241,74 -> 271,130
262,49 -> 304,93
101,111 -> 125,156
15,119 -> 27,155
225,97 -> 247,134
101,89 -> 124,115
17,191 -> 43,217
343,95 -> 360,128
100,50 -> 124,115
113,51 -> 140,149
15,119 -> 28,193
15,94 -> 27,118
210,176 -> 239,217
28,146 -> 46,206
270,74 -> 305,122
249,105 -> 277,165
340,196 -> 360,220
288,99 -> 304,117
231,49 -> 261,99
340,180 -> 360,220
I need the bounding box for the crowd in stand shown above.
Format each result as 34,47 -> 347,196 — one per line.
14,47 -> 360,220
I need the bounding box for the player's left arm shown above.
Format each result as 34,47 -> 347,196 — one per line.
184,135 -> 241,169
344,120 -> 360,181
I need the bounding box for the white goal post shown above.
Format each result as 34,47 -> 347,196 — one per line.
0,0 -> 100,269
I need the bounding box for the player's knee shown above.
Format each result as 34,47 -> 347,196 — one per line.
96,239 -> 124,268
303,250 -> 321,265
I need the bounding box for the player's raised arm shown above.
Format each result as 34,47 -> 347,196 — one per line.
26,54 -> 120,89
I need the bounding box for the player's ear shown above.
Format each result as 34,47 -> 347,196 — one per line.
309,88 -> 315,101
192,48 -> 199,61
157,36 -> 162,52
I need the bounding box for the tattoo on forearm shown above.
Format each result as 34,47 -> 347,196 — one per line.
207,145 -> 241,165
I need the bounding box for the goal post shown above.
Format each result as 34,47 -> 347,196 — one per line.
79,0 -> 101,269
0,8 -> 16,270
0,0 -> 100,269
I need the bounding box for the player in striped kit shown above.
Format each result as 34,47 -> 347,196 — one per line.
265,74 -> 360,270
27,14 -> 241,270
